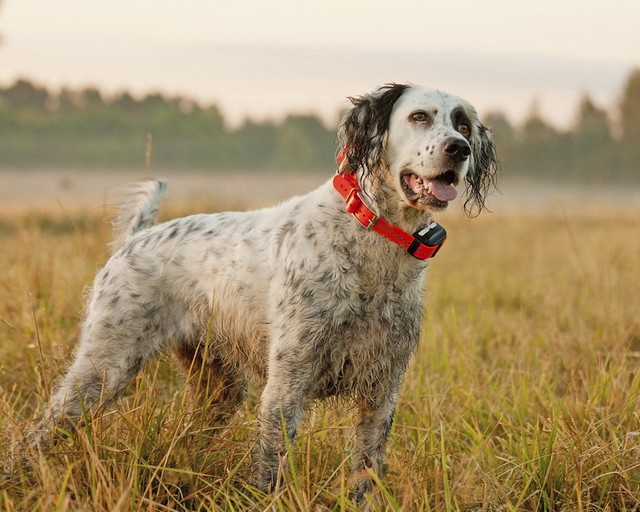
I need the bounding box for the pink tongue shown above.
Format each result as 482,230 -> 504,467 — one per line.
426,179 -> 457,201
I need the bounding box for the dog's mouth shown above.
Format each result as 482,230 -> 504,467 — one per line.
400,170 -> 459,210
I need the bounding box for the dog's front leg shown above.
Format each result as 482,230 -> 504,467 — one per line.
252,359 -> 313,493
351,391 -> 399,502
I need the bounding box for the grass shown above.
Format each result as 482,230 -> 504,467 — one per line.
1,201 -> 639,511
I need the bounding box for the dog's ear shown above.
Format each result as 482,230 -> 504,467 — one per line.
464,123 -> 499,217
337,83 -> 408,175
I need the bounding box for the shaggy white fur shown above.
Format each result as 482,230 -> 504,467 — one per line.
29,84 -> 498,502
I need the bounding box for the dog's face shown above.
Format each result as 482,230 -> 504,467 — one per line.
386,87 -> 477,212
337,84 -> 498,216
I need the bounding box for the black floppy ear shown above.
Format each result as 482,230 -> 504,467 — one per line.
464,123 -> 499,217
336,83 -> 408,176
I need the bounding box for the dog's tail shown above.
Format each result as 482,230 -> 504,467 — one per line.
110,178 -> 168,252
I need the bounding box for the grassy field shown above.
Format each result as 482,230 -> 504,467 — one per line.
1,200 -> 639,511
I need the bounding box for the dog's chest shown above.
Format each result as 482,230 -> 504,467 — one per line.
260,186 -> 430,398
305,251 -> 426,401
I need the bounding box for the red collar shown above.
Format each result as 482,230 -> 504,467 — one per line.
332,171 -> 446,260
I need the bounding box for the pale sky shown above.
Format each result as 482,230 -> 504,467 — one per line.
1,0 -> 639,128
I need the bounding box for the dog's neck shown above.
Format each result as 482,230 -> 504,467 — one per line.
358,166 -> 433,233
333,170 -> 446,261
335,150 -> 435,233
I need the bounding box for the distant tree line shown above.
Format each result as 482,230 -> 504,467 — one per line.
0,80 -> 336,171
0,70 -> 639,181
486,68 -> 640,182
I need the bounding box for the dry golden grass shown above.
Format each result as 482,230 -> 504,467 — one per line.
1,203 -> 639,511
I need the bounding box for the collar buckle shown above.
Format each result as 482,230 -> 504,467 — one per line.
345,186 -> 379,230
364,211 -> 379,230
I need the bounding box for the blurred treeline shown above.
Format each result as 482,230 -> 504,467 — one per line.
485,68 -> 640,182
0,80 -> 336,171
0,69 -> 639,180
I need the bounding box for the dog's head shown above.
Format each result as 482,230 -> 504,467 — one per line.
337,84 -> 498,216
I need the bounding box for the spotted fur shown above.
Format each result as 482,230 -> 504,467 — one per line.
28,84 -> 498,502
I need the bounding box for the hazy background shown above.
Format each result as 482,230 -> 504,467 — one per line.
0,0 -> 639,213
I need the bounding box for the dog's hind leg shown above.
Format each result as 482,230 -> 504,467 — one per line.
27,294 -> 166,447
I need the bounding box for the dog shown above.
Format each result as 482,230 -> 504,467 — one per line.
28,83 -> 498,501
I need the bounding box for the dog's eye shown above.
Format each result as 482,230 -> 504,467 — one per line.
411,111 -> 429,123
457,123 -> 470,135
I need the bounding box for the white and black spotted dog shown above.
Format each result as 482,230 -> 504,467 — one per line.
29,84 -> 498,500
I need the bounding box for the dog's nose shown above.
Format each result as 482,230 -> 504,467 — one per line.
443,138 -> 471,161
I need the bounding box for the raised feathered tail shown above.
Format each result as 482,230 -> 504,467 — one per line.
110,178 -> 168,252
